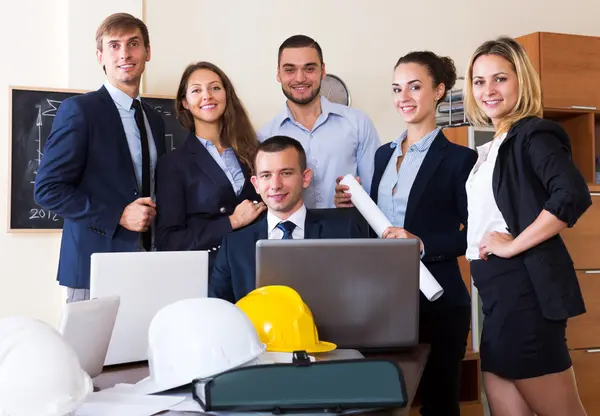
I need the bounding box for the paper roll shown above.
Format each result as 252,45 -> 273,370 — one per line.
340,174 -> 444,302
340,175 -> 392,238
419,262 -> 443,302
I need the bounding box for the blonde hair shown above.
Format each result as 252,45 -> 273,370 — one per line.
464,37 -> 542,135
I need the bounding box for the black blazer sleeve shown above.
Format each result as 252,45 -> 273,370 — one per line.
34,98 -> 124,238
421,148 -> 477,261
208,235 -> 235,303
525,126 -> 592,227
155,155 -> 233,251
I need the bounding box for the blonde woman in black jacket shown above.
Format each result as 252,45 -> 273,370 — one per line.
464,37 -> 590,416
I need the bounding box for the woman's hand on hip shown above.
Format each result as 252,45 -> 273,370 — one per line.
478,231 -> 516,260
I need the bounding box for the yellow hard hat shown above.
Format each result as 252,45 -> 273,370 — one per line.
236,286 -> 336,353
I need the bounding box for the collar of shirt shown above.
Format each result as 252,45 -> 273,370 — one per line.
273,96 -> 343,128
196,136 -> 234,153
267,204 -> 307,235
471,132 -> 507,175
104,81 -> 140,110
390,127 -> 441,154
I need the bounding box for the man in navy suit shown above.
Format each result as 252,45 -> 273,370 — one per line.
34,13 -> 166,302
210,136 -> 366,303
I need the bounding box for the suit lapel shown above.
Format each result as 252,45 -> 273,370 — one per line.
239,162 -> 257,201
304,210 -> 322,238
371,145 -> 395,204
97,85 -> 137,184
184,133 -> 237,199
404,132 -> 448,228
493,120 -> 523,197
254,215 -> 268,241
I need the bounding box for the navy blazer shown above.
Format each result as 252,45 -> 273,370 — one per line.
493,117 -> 591,320
209,208 -> 367,303
34,86 -> 166,289
371,131 -> 477,312
155,132 -> 260,269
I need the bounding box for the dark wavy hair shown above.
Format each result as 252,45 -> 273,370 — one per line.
175,61 -> 258,170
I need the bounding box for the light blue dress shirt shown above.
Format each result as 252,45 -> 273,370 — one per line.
259,96 -> 380,209
103,81 -> 158,198
197,137 -> 245,196
377,127 -> 440,256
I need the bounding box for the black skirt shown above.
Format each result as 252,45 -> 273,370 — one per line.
470,255 -> 572,379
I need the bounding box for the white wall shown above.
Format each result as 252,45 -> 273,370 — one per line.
2,0 -> 600,326
67,0 -> 142,90
0,0 -> 141,327
144,0 -> 600,141
0,0 -> 68,326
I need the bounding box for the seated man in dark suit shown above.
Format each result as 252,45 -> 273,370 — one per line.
209,135 -> 366,303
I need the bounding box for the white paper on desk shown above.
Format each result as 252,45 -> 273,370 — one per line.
74,391 -> 184,416
161,391 -> 203,412
340,174 -> 444,302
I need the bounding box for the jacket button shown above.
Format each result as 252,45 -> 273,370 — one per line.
134,189 -> 139,197
219,207 -> 226,213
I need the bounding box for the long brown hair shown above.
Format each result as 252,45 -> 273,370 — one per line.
175,62 -> 258,170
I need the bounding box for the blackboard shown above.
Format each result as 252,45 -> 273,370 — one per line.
8,86 -> 189,232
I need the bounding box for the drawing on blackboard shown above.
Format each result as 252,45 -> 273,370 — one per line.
42,100 -> 61,117
8,86 -> 189,232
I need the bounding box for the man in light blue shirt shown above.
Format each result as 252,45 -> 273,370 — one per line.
259,35 -> 380,209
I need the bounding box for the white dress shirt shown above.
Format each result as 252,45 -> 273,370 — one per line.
104,81 -> 158,251
267,205 -> 307,240
466,132 -> 510,261
103,81 -> 158,198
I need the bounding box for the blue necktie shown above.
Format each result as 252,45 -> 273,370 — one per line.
276,221 -> 296,239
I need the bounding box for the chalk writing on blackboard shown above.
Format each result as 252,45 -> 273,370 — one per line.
8,86 -> 188,232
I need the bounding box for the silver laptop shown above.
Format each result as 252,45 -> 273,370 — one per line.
58,295 -> 120,378
90,251 -> 209,365
256,239 -> 420,350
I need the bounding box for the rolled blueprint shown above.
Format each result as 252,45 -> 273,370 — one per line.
340,174 -> 444,301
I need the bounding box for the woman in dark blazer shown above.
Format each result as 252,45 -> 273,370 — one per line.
463,37 -> 589,416
335,52 -> 477,416
155,62 -> 266,271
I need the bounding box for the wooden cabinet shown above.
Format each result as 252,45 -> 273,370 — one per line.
443,125 -> 469,148
544,110 -> 596,183
517,32 -> 600,184
517,32 -> 600,110
567,271 -> 600,349
571,350 -> 600,414
561,194 -> 600,270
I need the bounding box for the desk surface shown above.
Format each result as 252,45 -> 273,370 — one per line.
94,345 -> 430,416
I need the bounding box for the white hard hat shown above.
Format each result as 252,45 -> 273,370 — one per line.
0,316 -> 93,416
130,297 -> 266,395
